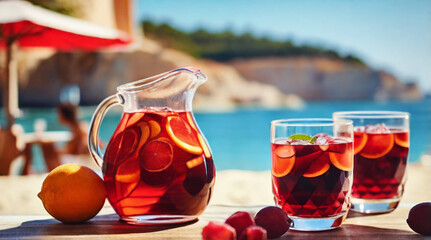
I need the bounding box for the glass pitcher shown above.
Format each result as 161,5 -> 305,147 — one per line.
88,67 -> 215,225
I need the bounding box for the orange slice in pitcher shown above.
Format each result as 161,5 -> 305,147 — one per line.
113,114 -> 129,139
354,131 -> 368,154
394,132 -> 409,148
359,133 -> 394,159
114,160 -> 140,200
186,112 -> 212,158
115,181 -> 139,202
197,134 -> 212,158
126,112 -> 145,127
166,116 -> 203,155
117,127 -> 139,161
149,120 -> 161,139
329,143 -> 353,171
136,121 -> 150,149
115,160 -> 141,183
272,145 -> 296,177
186,156 -> 205,169
141,139 -> 173,172
186,112 -> 198,131
303,154 -> 331,177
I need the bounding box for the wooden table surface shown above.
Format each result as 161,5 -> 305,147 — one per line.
1,164 -> 431,239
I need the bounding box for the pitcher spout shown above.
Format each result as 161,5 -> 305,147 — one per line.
116,67 -> 208,112
177,67 -> 208,85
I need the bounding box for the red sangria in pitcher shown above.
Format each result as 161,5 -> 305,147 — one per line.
88,68 -> 215,225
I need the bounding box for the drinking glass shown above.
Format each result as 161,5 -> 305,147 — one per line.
270,119 -> 353,231
333,111 -> 409,213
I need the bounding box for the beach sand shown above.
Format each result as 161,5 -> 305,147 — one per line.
0,164 -> 429,215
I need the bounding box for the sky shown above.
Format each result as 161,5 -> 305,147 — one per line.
135,0 -> 431,92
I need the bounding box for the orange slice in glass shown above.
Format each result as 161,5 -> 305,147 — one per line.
319,145 -> 329,151
293,149 -> 324,172
303,153 -> 330,177
354,131 -> 368,154
329,143 -> 353,171
272,155 -> 295,177
166,116 -> 203,155
115,160 -> 141,183
141,139 -> 173,172
149,120 -> 161,139
359,133 -> 394,159
272,145 -> 296,177
274,145 -> 295,158
394,132 -> 409,148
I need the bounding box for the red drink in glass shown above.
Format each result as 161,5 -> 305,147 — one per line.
103,109 -> 215,220
333,111 -> 410,213
352,128 -> 409,199
272,139 -> 353,219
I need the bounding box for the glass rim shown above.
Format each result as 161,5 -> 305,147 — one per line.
271,118 -> 353,127
333,111 -> 410,119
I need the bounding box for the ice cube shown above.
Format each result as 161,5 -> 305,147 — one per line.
290,139 -> 312,145
314,133 -> 333,145
329,138 -> 349,144
354,126 -> 365,132
364,123 -> 390,134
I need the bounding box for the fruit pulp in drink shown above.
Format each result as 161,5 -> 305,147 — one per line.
103,109 -> 215,217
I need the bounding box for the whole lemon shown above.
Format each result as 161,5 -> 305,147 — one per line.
38,163 -> 107,223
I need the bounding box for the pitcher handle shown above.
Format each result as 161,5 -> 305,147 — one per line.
88,94 -> 121,168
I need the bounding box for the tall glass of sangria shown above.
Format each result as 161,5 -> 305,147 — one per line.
88,68 -> 215,225
270,119 -> 353,231
333,111 -> 409,213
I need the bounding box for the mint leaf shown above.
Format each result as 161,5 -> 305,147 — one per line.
288,134 -> 312,142
288,134 -> 318,144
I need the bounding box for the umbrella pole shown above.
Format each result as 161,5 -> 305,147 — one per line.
3,40 -> 15,130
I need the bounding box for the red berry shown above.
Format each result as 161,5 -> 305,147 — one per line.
407,202 -> 431,235
239,225 -> 267,240
225,211 -> 256,239
254,206 -> 291,238
202,221 -> 236,240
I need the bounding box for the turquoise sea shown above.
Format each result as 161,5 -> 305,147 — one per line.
11,99 -> 431,172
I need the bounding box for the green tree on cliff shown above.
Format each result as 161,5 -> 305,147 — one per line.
142,21 -> 364,65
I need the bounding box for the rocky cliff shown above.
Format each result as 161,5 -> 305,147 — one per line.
1,39 -> 421,111
2,39 -> 303,111
231,57 -> 422,100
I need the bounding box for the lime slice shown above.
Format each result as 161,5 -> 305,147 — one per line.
288,134 -> 317,144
